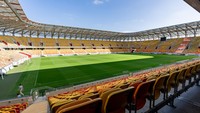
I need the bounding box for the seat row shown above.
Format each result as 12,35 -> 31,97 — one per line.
0,36 -> 125,48
48,60 -> 200,113
145,59 -> 200,113
0,50 -> 27,68
0,102 -> 28,113
21,49 -> 128,56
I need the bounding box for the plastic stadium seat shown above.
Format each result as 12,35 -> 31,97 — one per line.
196,64 -> 200,85
151,74 -> 169,107
185,65 -> 197,84
132,80 -> 155,113
0,108 -> 16,113
176,69 -> 187,90
101,87 -> 134,113
165,68 -> 191,108
78,92 -> 99,100
191,64 -> 197,75
191,64 -> 198,80
114,83 -> 130,89
175,66 -> 192,89
196,64 -> 200,73
55,98 -> 92,113
0,110 -> 10,113
195,64 -> 200,80
51,99 -> 74,113
56,98 -> 102,113
0,102 -> 28,113
165,71 -> 180,98
100,88 -> 121,108
184,67 -> 193,84
98,88 -> 113,95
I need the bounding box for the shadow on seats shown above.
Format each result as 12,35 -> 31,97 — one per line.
56,98 -> 102,113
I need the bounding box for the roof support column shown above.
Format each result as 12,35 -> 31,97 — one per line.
69,33 -> 72,39
84,35 -> 87,40
58,32 -> 60,39
12,30 -> 15,36
2,28 -> 6,36
185,30 -> 188,37
193,28 -> 197,37
44,31 -> 46,38
75,34 -> 77,39
21,30 -> 24,37
29,31 -> 32,37
63,33 -> 67,39
177,31 -> 180,38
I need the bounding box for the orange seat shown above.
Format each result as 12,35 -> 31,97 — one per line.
132,80 -> 155,112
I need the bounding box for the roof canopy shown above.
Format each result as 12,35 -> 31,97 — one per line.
0,0 -> 199,41
184,0 -> 200,13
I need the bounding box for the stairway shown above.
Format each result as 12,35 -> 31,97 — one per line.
175,38 -> 191,54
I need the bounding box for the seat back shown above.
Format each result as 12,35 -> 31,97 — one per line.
133,80 -> 155,110
57,98 -> 102,113
185,67 -> 192,79
51,99 -> 74,113
191,65 -> 197,75
100,88 -> 121,109
115,83 -> 130,89
153,74 -> 169,100
78,93 -> 99,100
103,87 -> 134,113
195,64 -> 200,72
176,69 -> 187,84
166,71 -> 179,92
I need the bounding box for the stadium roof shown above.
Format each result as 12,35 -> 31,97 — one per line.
184,0 -> 200,13
0,0 -> 200,41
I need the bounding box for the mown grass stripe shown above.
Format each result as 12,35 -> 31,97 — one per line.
0,53 -> 197,100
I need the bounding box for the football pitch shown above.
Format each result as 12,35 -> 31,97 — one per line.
0,53 -> 197,100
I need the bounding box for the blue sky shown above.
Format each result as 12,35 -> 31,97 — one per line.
19,0 -> 200,32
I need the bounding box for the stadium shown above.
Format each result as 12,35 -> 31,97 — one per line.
0,0 -> 200,113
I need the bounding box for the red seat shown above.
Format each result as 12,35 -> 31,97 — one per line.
132,80 -> 155,112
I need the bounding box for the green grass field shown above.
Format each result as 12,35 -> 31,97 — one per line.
0,53 -> 197,100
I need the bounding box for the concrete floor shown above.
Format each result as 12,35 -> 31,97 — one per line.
126,85 -> 200,113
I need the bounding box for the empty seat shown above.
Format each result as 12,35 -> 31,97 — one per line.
51,99 -> 74,113
132,80 -> 155,113
78,92 -> 99,100
184,66 -> 193,84
101,87 -> 134,113
165,71 -> 180,98
56,98 -> 102,113
150,74 -> 169,107
100,88 -> 121,111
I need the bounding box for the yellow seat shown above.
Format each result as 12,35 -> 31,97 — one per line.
57,98 -> 102,113
100,88 -> 121,109
51,99 -> 74,113
166,71 -> 180,98
78,92 -> 99,100
151,74 -> 169,107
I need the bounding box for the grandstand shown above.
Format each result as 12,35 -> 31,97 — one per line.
0,0 -> 200,113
